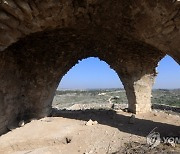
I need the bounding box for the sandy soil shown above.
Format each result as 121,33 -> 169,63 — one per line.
0,109 -> 179,154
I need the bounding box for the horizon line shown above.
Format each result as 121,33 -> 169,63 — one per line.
57,88 -> 180,91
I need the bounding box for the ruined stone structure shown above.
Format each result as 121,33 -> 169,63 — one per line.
0,0 -> 179,135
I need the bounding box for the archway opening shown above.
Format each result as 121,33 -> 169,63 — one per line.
152,55 -> 180,107
52,57 -> 128,110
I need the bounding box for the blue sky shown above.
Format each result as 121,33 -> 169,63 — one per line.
153,55 -> 180,89
58,55 -> 180,90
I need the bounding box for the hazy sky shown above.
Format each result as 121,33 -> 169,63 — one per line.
58,55 -> 180,90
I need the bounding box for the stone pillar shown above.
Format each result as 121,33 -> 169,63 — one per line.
121,73 -> 156,114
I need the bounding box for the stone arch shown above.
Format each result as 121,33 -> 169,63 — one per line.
54,57 -> 125,108
0,28 -> 164,135
58,57 -> 124,90
0,0 -> 179,135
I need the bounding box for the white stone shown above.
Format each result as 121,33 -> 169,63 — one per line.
86,119 -> 93,126
86,119 -> 98,126
18,120 -> 25,127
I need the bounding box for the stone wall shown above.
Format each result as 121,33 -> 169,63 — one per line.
0,49 -> 21,134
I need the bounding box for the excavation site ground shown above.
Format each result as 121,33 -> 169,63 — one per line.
0,89 -> 179,154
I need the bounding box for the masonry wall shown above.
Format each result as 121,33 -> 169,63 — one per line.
0,50 -> 22,134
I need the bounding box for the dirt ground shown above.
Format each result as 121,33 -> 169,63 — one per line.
0,109 -> 179,154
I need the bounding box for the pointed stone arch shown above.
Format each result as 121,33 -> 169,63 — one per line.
58,57 -> 123,90
0,28 -> 164,135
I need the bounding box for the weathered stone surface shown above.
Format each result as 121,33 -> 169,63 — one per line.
0,0 -> 179,135
0,0 -> 179,62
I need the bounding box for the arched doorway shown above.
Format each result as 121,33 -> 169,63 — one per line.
59,57 -> 123,90
52,57 -> 127,110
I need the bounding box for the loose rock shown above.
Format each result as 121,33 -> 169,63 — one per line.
86,119 -> 98,126
18,120 -> 25,127
7,125 -> 16,131
129,115 -> 135,124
